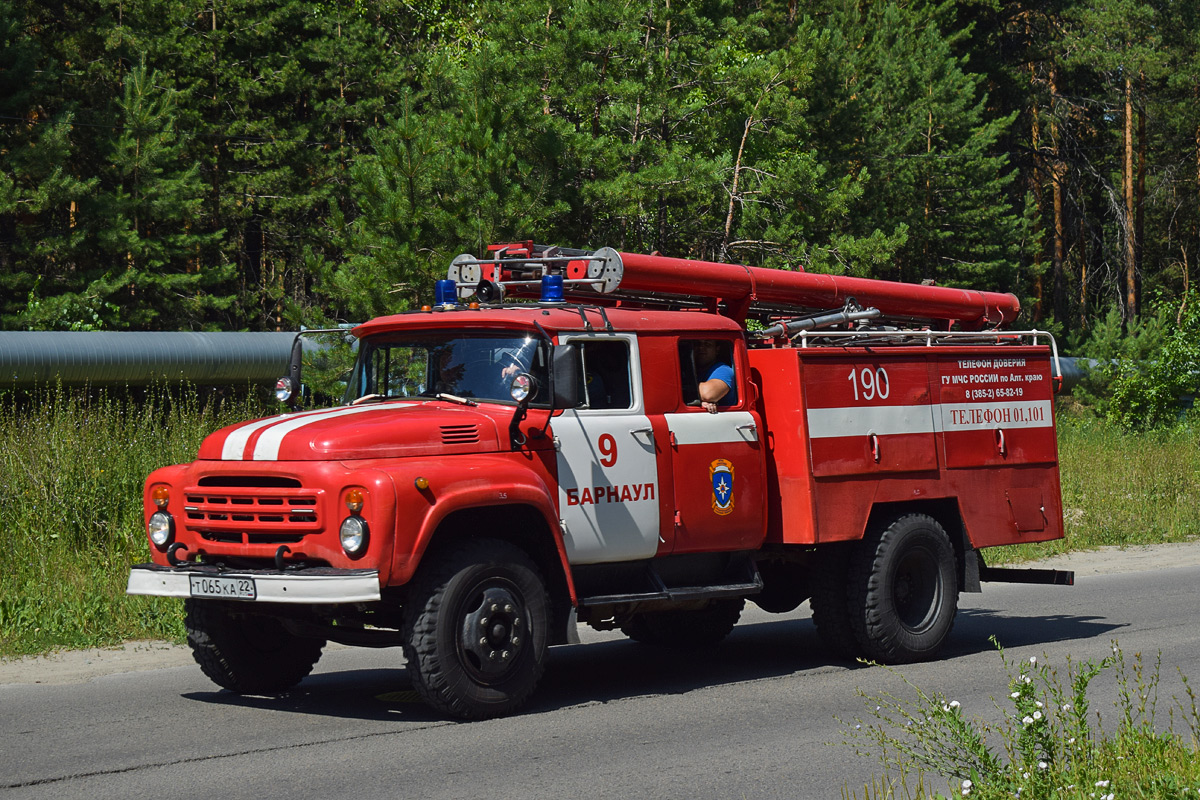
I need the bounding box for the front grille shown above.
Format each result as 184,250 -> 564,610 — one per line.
441,424 -> 480,444
184,481 -> 322,544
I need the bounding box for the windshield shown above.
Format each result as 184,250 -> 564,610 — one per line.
345,331 -> 549,406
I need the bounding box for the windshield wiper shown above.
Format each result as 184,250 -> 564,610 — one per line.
434,392 -> 478,406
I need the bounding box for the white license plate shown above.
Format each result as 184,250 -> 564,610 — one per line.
189,575 -> 257,600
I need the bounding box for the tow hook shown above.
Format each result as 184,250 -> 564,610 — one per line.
167,542 -> 189,566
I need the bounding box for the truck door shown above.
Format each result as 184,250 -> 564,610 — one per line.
553,335 -> 665,564
666,338 -> 767,554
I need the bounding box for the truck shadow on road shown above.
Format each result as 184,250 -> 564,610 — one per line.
530,607 -> 1122,712
180,607 -> 1121,721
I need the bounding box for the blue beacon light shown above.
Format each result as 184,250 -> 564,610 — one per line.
540,274 -> 564,303
434,279 -> 458,307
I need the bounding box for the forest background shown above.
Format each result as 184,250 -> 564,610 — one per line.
3,0 -> 1200,347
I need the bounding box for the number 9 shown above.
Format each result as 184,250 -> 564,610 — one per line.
598,433 -> 618,467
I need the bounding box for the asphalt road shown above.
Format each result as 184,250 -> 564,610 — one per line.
3,562 -> 1199,800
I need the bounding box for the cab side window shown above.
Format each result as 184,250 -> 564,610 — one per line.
679,339 -> 738,408
575,340 -> 631,410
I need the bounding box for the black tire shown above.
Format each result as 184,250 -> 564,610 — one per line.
185,600 -> 325,693
808,544 -> 861,659
848,514 -> 958,664
620,599 -> 744,648
403,539 -> 549,720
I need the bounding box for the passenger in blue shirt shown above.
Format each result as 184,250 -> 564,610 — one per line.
694,339 -> 737,412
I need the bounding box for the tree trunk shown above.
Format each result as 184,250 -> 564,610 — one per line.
1123,76 -> 1137,320
1027,23 -> 1044,321
1135,72 -> 1146,298
1079,214 -> 1088,329
1049,65 -> 1066,326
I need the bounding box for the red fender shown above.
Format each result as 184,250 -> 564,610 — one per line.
386,455 -> 577,603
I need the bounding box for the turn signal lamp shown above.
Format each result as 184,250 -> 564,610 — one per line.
345,488 -> 365,513
414,477 -> 430,491
152,486 -> 170,508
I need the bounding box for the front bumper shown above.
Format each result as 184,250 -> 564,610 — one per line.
127,563 -> 381,604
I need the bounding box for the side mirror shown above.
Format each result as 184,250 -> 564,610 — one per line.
276,335 -> 304,410
551,345 -> 579,409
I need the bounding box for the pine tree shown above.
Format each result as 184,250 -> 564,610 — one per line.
807,1 -> 1028,293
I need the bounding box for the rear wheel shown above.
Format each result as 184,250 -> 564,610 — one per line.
185,600 -> 325,693
621,599 -> 744,648
848,514 -> 958,664
403,539 -> 549,720
809,544 -> 860,659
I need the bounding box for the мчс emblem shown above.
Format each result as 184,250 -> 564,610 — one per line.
710,458 -> 734,516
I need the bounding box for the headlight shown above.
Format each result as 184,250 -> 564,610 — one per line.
148,512 -> 174,547
339,516 -> 369,556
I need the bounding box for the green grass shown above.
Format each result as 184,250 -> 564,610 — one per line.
0,385 -> 268,656
0,392 -> 1196,657
842,645 -> 1200,799
990,417 -> 1200,565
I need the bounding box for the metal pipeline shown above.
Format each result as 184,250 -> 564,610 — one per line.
0,331 -> 299,387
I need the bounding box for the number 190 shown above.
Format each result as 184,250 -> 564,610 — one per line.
848,367 -> 890,401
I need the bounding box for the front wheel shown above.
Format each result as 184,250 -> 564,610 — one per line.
403,539 -> 549,720
848,514 -> 958,664
185,600 -> 325,693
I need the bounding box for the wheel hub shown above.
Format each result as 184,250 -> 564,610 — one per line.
459,586 -> 525,680
893,547 -> 940,632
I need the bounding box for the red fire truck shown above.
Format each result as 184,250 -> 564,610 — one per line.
128,243 -> 1073,719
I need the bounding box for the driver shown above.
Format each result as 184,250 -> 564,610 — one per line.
435,342 -> 533,401
695,339 -> 737,413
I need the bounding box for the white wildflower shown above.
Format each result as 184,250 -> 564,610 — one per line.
1095,781 -> 1110,788
1068,738 -> 1076,744
1024,676 -> 1032,684
1039,761 -> 1048,770
1023,772 -> 1031,780
1033,711 -> 1042,720
1035,701 -> 1044,708
1063,703 -> 1072,712
1023,715 -> 1034,725
1011,692 -> 1021,699
1030,656 -> 1038,665
962,780 -> 973,790
950,700 -> 961,709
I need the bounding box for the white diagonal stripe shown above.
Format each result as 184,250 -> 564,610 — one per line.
221,412 -> 295,460
251,405 -> 407,461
